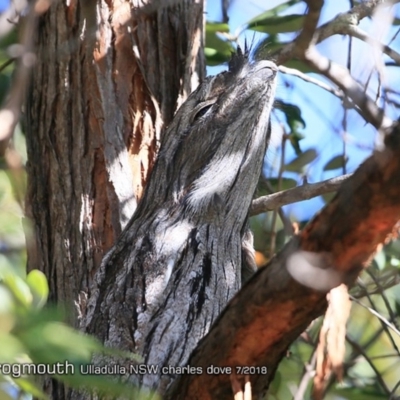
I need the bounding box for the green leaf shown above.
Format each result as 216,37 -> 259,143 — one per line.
0,332 -> 26,362
206,22 -> 230,33
268,178 -> 297,192
393,17 -> 400,25
19,322 -> 102,364
288,131 -> 304,155
323,155 -> 348,171
26,270 -> 49,309
253,35 -> 283,59
247,0 -> 303,25
284,59 -> 315,73
275,100 -> 306,155
2,275 -> 32,308
254,35 -> 314,72
0,284 -> 14,315
205,22 -> 234,66
247,14 -> 305,34
284,149 -> 317,172
275,100 -> 306,131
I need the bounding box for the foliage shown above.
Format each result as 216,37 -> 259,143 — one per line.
0,15 -> 143,400
1,0 -> 400,399
0,261 -> 145,399
206,1 -> 400,398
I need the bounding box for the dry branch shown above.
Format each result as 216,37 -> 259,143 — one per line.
167,123 -> 400,399
275,0 -> 400,64
273,0 -> 397,130
250,174 -> 352,215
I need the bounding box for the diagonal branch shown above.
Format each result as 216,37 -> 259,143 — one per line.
273,0 -> 397,129
278,65 -> 345,99
276,0 -> 400,65
340,24 -> 400,65
167,121 -> 400,400
293,0 -> 324,55
250,174 -> 352,215
303,46 -> 393,129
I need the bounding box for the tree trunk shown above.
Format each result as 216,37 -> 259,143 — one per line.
25,0 -> 400,399
25,0 -> 204,398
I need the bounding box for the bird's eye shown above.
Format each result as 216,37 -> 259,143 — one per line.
193,104 -> 213,121
191,99 -> 217,123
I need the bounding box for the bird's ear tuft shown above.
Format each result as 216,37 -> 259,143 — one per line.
228,46 -> 248,74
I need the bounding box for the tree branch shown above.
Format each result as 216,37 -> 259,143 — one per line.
279,65 -> 345,98
303,46 -> 393,129
315,0 -> 400,44
276,0 -> 400,64
167,121 -> 400,399
272,0 -> 397,130
0,2 -> 49,149
250,174 -> 352,215
340,25 -> 400,65
293,0 -> 324,56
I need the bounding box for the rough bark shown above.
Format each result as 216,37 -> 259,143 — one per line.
24,0 -> 400,399
25,0 -> 204,398
84,52 -> 278,395
25,0 -> 204,322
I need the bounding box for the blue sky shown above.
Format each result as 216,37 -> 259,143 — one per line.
0,0 -> 9,13
0,0 -> 398,220
207,0 -> 400,220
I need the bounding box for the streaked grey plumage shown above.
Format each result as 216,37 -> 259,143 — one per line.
85,49 -> 278,394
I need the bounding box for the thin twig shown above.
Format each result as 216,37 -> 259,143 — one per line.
272,0 -> 396,130
304,46 -> 393,130
365,269 -> 400,331
278,65 -> 344,99
250,174 -> 351,216
0,58 -> 15,73
346,334 -> 391,395
294,350 -> 317,400
275,0 -> 396,65
0,3 -> 39,145
357,277 -> 400,357
345,24 -> 400,65
350,296 -> 400,337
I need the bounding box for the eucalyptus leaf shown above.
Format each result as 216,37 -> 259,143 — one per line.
284,149 -> 317,172
205,22 -> 234,66
26,270 -> 49,309
2,275 -> 32,308
275,100 -> 306,130
323,155 -> 348,171
246,0 -> 303,25
248,14 -> 305,34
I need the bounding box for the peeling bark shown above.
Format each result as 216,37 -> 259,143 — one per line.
26,0 -> 204,316
25,0 -> 400,399
25,1 -> 204,399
